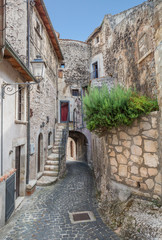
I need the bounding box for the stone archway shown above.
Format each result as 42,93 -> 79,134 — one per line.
66,137 -> 76,161
68,131 -> 88,162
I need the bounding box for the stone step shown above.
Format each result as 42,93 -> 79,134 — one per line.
52,151 -> 59,156
54,139 -> 61,145
46,160 -> 59,165
52,149 -> 59,153
47,153 -> 59,160
37,176 -> 57,186
44,165 -> 58,171
44,171 -> 58,177
55,136 -> 62,139
57,125 -> 66,129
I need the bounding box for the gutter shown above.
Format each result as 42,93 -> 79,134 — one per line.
35,0 -> 64,61
0,0 -> 6,61
26,0 -> 30,185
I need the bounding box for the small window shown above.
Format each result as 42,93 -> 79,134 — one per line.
35,17 -> 43,38
60,63 -> 65,68
48,132 -> 52,146
17,85 -> 26,121
92,62 -> 98,79
72,89 -> 79,97
96,36 -> 99,43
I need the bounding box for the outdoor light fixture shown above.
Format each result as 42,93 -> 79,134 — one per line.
31,55 -> 46,81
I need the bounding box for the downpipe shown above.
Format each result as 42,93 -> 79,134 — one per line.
26,0 -> 30,184
0,0 -> 6,176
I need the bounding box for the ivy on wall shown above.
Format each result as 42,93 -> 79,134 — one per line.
83,85 -> 159,134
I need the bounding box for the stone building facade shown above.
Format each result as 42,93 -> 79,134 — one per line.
58,39 -> 92,164
0,41 -> 36,228
87,0 -> 162,201
0,0 -> 63,227
0,0 -> 161,230
28,1 -> 63,181
92,111 -> 161,201
87,1 -> 158,98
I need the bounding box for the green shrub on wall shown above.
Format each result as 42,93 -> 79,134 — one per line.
83,85 -> 159,134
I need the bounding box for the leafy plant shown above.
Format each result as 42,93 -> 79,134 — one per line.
83,85 -> 159,134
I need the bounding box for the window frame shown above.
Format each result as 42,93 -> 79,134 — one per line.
72,89 -> 80,97
15,84 -> 27,123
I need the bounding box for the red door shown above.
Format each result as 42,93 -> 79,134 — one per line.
61,102 -> 69,122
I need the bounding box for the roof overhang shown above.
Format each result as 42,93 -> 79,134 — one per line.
35,0 -> 64,61
4,41 -> 37,83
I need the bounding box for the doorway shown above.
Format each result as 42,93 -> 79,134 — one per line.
92,62 -> 98,79
15,146 -> 21,198
38,133 -> 43,173
60,101 -> 69,122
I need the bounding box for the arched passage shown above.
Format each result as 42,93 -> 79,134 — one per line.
66,137 -> 76,161
66,131 -> 88,162
38,133 -> 43,173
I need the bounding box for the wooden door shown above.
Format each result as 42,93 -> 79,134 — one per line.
61,102 -> 69,122
15,146 -> 21,198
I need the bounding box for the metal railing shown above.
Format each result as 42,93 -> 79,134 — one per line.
58,114 -> 69,174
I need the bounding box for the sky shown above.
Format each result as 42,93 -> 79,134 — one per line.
44,0 -> 145,42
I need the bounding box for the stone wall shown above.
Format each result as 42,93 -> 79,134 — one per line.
58,39 -> 92,165
87,1 -> 158,98
154,0 -> 162,203
29,5 -> 59,179
92,112 -> 161,201
6,0 -> 27,63
59,39 -> 90,86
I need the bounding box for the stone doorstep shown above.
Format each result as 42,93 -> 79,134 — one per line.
44,171 -> 58,177
26,179 -> 37,196
48,154 -> 59,160
37,176 -> 58,187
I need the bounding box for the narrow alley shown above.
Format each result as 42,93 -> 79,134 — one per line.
0,161 -> 119,240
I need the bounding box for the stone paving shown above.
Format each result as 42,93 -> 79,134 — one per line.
0,161 -> 120,240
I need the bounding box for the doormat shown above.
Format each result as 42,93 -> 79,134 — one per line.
69,211 -> 96,224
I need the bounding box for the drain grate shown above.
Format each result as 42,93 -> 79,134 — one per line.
69,211 -> 96,224
73,213 -> 91,221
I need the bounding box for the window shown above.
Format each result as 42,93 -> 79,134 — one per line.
60,63 -> 65,69
48,132 -> 52,146
92,62 -> 98,79
16,85 -> 26,121
96,36 -> 99,44
35,17 -> 43,38
72,89 -> 79,97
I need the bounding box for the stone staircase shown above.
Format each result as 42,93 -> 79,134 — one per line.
37,124 -> 65,186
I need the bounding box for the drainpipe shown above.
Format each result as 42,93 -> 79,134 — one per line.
0,0 -> 6,176
26,0 -> 30,184
0,0 -> 5,61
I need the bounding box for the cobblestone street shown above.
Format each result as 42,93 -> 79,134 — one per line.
0,161 -> 119,240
